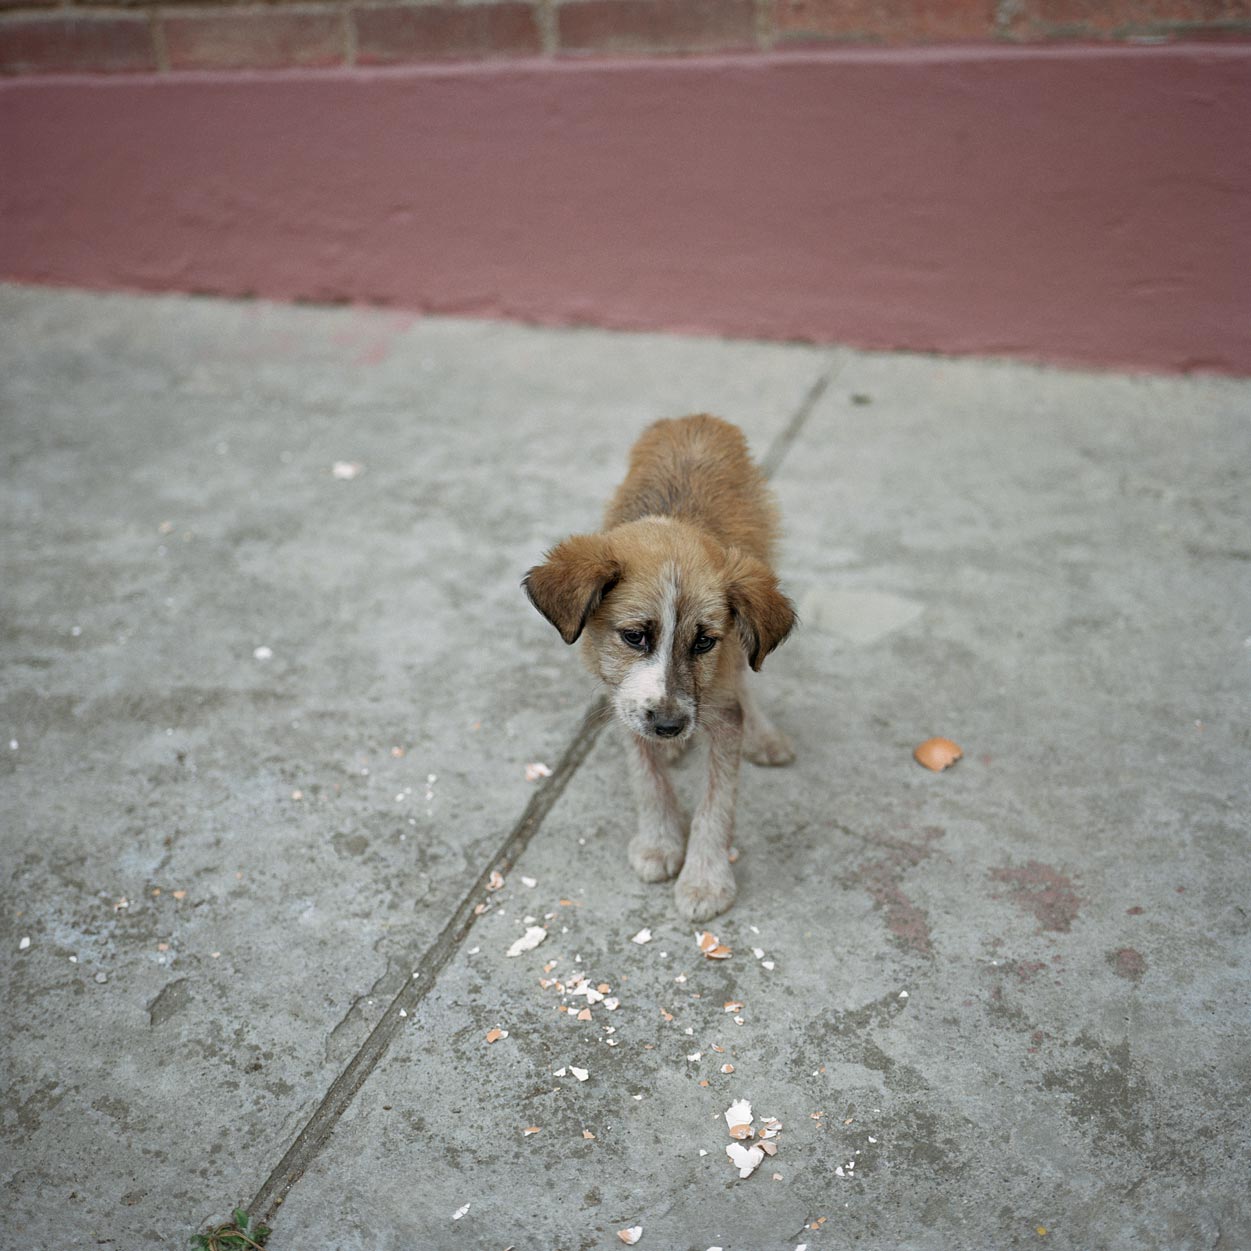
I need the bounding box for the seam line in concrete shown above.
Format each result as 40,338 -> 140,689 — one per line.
759,354 -> 839,479
242,353 -> 840,1226
248,693 -> 610,1221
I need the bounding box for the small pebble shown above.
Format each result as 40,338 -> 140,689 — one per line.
19,936 -> 30,951
95,971 -> 108,984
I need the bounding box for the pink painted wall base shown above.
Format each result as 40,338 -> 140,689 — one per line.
2,46 -> 1249,373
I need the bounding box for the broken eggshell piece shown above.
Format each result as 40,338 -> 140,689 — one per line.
726,1141 -> 766,1178
913,736 -> 963,772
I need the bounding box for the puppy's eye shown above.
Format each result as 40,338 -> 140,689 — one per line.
620,628 -> 648,651
692,634 -> 718,655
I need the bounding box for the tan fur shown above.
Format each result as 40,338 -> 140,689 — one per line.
524,415 -> 796,922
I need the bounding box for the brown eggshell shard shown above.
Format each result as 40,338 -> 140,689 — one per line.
913,737 -> 963,772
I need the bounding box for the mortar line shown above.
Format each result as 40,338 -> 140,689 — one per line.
243,354 -> 839,1226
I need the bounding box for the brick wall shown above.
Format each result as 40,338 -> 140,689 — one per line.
1,0 -> 1247,75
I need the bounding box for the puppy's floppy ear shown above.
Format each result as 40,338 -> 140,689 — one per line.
724,549 -> 797,671
523,534 -> 620,645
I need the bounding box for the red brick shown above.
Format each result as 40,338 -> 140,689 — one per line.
775,0 -> 996,43
163,9 -> 346,70
1013,0 -> 1251,38
557,0 -> 757,54
354,3 -> 541,64
0,14 -> 155,73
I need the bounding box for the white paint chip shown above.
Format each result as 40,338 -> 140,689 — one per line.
332,460 -> 363,480
570,1066 -> 589,1082
631,928 -> 653,945
252,646 -> 273,661
19,936 -> 30,951
524,761 -> 552,782
451,1203 -> 470,1221
617,1226 -> 642,1245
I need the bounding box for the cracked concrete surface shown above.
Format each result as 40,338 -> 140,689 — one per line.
1,285 -> 1249,1251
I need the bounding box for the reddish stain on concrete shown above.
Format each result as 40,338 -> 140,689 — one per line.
989,860 -> 1083,932
856,863 -> 933,955
1109,947 -> 1147,981
1012,960 -> 1048,982
850,826 -> 944,956
1126,905 -> 1145,915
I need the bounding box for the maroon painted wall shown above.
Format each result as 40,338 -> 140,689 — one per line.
2,46 -> 1249,373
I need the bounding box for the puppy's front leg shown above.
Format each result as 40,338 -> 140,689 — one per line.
628,735 -> 688,883
674,703 -> 742,922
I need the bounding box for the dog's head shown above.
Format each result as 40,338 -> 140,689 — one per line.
523,519 -> 795,743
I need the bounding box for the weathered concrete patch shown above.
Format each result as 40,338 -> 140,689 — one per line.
796,587 -> 924,646
148,977 -> 193,1027
1041,1036 -> 1149,1152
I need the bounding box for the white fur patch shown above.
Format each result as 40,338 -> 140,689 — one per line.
622,656 -> 667,705
613,565 -> 697,738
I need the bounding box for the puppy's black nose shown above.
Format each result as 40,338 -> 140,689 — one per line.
650,713 -> 688,738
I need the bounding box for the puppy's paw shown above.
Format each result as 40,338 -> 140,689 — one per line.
674,861 -> 737,922
743,726 -> 795,767
629,832 -> 685,883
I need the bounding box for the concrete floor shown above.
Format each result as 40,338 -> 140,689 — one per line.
1,285 -> 1248,1251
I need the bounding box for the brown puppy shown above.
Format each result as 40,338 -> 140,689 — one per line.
524,415 -> 796,921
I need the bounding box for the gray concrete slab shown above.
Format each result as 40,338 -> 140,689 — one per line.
271,354 -> 1251,1250
0,285 -> 826,1248
2,285 -> 1248,1251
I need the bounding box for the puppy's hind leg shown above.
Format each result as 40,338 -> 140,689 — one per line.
738,662 -> 795,767
627,735 -> 688,883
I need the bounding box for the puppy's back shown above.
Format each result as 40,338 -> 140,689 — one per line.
604,415 -> 778,564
